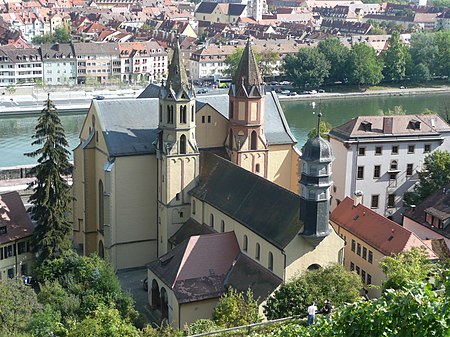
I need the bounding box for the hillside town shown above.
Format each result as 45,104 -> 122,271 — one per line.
0,0 -> 450,334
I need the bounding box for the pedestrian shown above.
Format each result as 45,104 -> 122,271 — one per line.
322,299 -> 332,315
307,302 -> 317,326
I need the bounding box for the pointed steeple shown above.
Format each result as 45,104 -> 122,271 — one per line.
231,38 -> 264,98
161,40 -> 192,100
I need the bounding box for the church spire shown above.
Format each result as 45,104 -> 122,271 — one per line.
161,40 -> 192,100
231,38 -> 264,98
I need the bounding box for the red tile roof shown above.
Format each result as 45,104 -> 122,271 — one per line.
0,191 -> 34,245
331,197 -> 437,258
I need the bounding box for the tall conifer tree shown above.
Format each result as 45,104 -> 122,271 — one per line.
25,94 -> 72,264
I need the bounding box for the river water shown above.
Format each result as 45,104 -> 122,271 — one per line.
1,93 -> 449,167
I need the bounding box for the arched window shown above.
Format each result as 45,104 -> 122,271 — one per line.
180,135 -> 186,154
255,243 -> 260,260
229,129 -> 233,150
160,287 -> 168,320
243,235 -> 248,252
167,105 -> 170,123
151,279 -> 160,309
191,105 -> 194,122
180,105 -> 187,123
170,106 -> 174,124
390,160 -> 398,170
268,252 -> 273,271
220,220 -> 225,232
192,199 -> 196,215
255,164 -> 260,173
98,240 -> 104,259
230,101 -> 234,119
98,180 -> 104,232
251,131 -> 257,150
210,213 -> 214,227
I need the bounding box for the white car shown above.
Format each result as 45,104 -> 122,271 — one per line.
280,90 -> 291,95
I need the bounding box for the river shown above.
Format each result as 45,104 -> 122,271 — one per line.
1,93 -> 449,167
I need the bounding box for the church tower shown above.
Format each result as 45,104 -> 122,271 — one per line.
157,41 -> 199,257
300,113 -> 333,246
226,38 -> 269,178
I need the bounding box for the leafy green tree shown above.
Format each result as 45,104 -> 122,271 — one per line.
347,43 -> 384,88
383,31 -> 409,82
28,305 -> 67,337
264,264 -> 362,320
411,62 -> 431,83
283,48 -> 330,88
0,278 -> 41,335
413,150 -> 450,203
409,32 -> 438,79
428,0 -> 450,6
32,28 -> 71,44
224,48 -> 278,79
318,38 -> 350,83
212,288 -> 261,328
434,30 -> 450,78
37,281 -> 81,322
381,247 -> 435,292
184,319 -> 221,335
68,304 -> 140,337
25,94 -> 72,265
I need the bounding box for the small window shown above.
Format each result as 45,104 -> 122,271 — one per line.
201,116 -> 205,123
351,240 -> 356,252
389,172 -> 397,180
371,195 -> 379,208
361,270 -> 366,283
357,166 -> 364,179
367,274 -> 372,285
388,194 -> 395,208
424,144 -> 431,153
192,199 -> 196,215
220,220 -> 225,232
357,243 -> 361,256
210,214 -> 214,227
268,252 -> 273,271
390,160 -> 398,170
176,193 -> 180,200
243,235 -> 248,252
358,147 -> 366,156
392,145 -> 398,154
375,146 -> 382,155
368,251 -> 373,264
255,164 -> 260,173
362,247 -> 367,259
350,262 -> 355,271
373,165 -> 381,178
356,266 -> 360,275
408,145 -> 415,153
406,164 -> 413,176
255,243 -> 260,260
207,115 -> 211,123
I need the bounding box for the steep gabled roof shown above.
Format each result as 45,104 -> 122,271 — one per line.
331,197 -> 437,258
0,191 -> 34,245
190,152 -> 302,249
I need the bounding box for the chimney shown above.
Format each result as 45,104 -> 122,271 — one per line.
354,190 -> 363,206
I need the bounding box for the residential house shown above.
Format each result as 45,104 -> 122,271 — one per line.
330,197 -> 437,298
0,46 -> 43,86
329,115 -> 450,222
0,191 -> 34,281
190,43 -> 236,80
403,183 -> 450,249
435,10 -> 450,30
40,43 -> 77,85
195,2 -> 247,30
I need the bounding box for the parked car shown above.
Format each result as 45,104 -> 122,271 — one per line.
270,81 -> 279,85
275,88 -> 283,93
280,90 -> 291,95
288,91 -> 297,96
197,88 -> 208,94
280,81 -> 291,85
302,90 -> 312,94
318,89 -> 325,93
94,95 -> 105,100
309,90 -> 318,94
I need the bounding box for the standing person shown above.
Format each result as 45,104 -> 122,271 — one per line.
322,299 -> 332,315
307,302 -> 317,326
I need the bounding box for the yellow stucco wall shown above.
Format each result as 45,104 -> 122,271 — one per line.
0,240 -> 33,280
268,144 -> 301,193
196,105 -> 228,149
179,299 -> 219,328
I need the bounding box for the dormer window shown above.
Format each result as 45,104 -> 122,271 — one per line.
361,121 -> 372,132
409,119 -> 421,130
0,226 -> 6,235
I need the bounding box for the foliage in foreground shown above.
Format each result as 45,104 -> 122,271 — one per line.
264,264 -> 362,320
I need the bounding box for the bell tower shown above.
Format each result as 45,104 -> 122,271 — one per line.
300,113 -> 333,246
157,41 -> 199,256
226,38 -> 269,177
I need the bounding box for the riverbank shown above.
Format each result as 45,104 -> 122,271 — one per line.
277,86 -> 450,102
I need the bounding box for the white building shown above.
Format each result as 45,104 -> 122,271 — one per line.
0,47 -> 43,86
40,43 -> 77,86
329,114 -> 450,223
190,44 -> 236,80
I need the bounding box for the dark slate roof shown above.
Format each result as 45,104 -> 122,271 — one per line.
39,43 -> 76,60
190,152 -> 302,249
196,1 -> 217,14
228,3 -> 246,16
137,83 -> 161,99
224,253 -> 282,304
404,183 -> 450,240
93,99 -> 159,156
301,136 -> 333,163
195,93 -> 296,145
169,218 -> 215,246
232,39 -> 263,98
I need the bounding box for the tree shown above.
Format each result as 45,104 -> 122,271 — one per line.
411,63 -> 431,83
380,247 -> 435,292
25,94 -> 73,265
264,264 -> 362,320
383,31 -> 409,82
32,27 -> 71,44
434,30 -> 450,78
413,150 -> 450,203
318,38 -> 350,83
0,278 -> 41,335
223,48 -> 278,79
212,288 -> 261,328
347,43 -> 384,88
409,32 -> 438,79
283,48 -> 331,89
302,120 -> 332,151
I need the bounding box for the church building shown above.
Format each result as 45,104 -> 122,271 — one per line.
71,39 -> 344,327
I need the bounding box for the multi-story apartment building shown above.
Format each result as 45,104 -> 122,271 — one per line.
330,197 -> 437,298
40,43 -> 77,86
0,47 -> 43,86
73,42 -> 120,84
329,115 -> 450,223
0,192 -> 34,281
118,41 -> 168,84
190,44 -> 236,80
